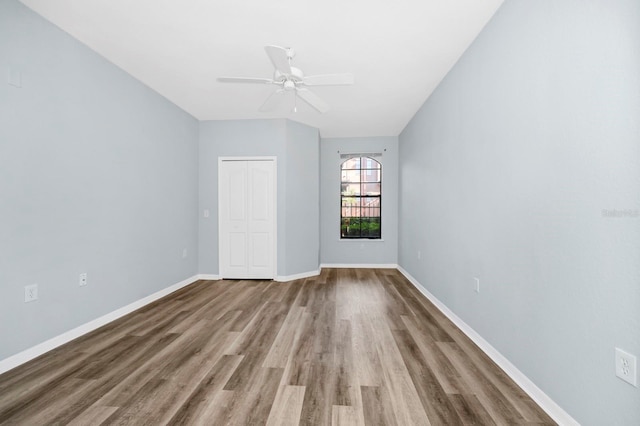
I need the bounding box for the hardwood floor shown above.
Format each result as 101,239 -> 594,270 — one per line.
0,268 -> 556,425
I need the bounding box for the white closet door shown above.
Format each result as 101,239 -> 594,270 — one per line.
246,160 -> 275,277
219,159 -> 276,279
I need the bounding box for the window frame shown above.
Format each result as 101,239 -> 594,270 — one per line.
340,156 -> 382,240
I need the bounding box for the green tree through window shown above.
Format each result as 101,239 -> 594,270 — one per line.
340,157 -> 381,239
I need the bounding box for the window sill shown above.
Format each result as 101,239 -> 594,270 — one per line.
338,238 -> 385,242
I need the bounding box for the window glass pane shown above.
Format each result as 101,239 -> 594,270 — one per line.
364,158 -> 381,170
341,217 -> 361,238
361,207 -> 380,218
341,182 -> 360,196
362,183 -> 380,195
359,217 -> 381,238
362,197 -> 380,218
341,205 -> 360,218
341,196 -> 358,207
341,158 -> 360,170
341,170 -> 360,183
361,169 -> 380,182
362,197 -> 380,208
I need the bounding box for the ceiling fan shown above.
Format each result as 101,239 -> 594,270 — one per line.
217,45 -> 354,114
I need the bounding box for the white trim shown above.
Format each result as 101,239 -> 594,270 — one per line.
197,274 -> 221,281
320,263 -> 398,269
275,269 -> 321,282
0,274 -> 200,376
218,156 -> 278,162
396,266 -> 579,426
338,152 -> 383,159
337,239 -> 385,242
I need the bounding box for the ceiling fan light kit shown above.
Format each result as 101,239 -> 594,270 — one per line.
217,45 -> 354,114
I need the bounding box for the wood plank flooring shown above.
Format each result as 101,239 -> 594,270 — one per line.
0,268 -> 556,425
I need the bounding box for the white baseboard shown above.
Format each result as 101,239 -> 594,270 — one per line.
197,274 -> 221,281
275,269 -> 320,282
202,266 -> 397,283
396,266 -> 579,426
0,274 -> 200,376
320,263 -> 398,269
198,271 -> 318,283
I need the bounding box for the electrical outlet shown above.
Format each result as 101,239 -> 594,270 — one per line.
182,248 -> 188,258
79,273 -> 88,287
474,277 -> 480,293
24,284 -> 38,302
615,348 -> 637,387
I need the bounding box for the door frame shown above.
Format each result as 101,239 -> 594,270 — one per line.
218,156 -> 277,279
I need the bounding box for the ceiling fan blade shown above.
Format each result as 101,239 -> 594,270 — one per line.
217,77 -> 273,84
259,89 -> 286,112
296,88 -> 329,114
303,73 -> 354,86
264,45 -> 292,75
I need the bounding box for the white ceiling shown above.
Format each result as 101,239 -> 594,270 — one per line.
20,0 -> 504,138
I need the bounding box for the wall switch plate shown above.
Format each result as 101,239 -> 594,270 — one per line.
474,277 -> 480,293
417,250 -> 421,260
615,348 -> 637,387
79,273 -> 88,287
203,209 -> 210,218
182,248 -> 188,258
24,284 -> 38,302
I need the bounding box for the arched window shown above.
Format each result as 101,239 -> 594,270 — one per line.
340,156 -> 381,239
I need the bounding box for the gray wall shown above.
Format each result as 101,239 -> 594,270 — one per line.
320,137 -> 398,265
285,121 -> 321,275
398,0 -> 640,424
198,119 -> 320,278
0,0 -> 199,360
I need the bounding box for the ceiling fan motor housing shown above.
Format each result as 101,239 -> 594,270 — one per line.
274,67 -> 304,85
